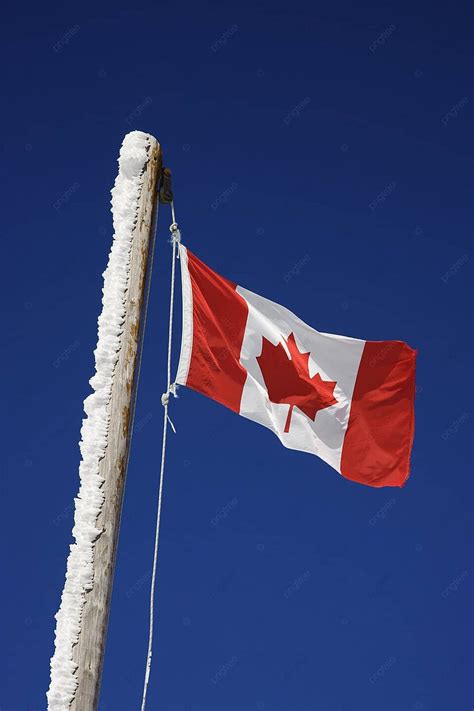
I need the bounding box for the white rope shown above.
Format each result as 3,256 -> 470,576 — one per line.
140,202 -> 180,711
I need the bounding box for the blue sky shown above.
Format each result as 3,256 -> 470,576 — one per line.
2,1 -> 472,709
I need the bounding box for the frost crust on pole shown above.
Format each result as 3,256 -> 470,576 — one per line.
47,131 -> 152,710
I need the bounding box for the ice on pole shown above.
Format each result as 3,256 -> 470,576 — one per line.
47,132 -> 151,710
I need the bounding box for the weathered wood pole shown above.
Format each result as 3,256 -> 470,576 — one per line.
70,133 -> 162,710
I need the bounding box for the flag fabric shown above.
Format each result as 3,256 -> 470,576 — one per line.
175,245 -> 416,488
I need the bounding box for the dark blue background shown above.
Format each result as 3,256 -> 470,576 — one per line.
2,1 -> 472,709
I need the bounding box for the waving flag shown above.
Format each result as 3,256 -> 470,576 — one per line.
176,246 -> 416,487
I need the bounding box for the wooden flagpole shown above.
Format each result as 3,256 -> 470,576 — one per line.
70,133 -> 162,711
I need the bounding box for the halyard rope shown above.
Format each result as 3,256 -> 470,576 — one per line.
140,202 -> 180,711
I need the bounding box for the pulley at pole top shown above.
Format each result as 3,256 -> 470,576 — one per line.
159,167 -> 174,204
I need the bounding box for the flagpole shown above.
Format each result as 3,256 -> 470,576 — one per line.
68,133 -> 162,711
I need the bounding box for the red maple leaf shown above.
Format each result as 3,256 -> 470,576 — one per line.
256,332 -> 338,433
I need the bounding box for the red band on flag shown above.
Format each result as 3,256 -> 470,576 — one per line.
340,341 -> 416,487
185,250 -> 249,413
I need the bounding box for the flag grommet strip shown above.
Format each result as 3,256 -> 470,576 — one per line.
175,245 -> 193,386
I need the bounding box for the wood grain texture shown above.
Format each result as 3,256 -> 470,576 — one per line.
70,134 -> 162,711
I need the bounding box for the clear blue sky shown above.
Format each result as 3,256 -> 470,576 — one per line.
2,1 -> 472,709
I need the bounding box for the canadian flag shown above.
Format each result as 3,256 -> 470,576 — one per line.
175,246 -> 416,488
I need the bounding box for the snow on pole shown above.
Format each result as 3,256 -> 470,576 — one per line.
47,131 -> 161,710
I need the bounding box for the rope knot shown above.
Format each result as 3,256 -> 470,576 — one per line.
169,222 -> 181,244
161,383 -> 177,407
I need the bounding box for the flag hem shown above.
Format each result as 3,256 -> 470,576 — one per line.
175,244 -> 193,385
